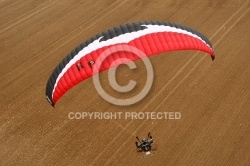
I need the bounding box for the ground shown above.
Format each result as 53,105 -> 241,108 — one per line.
1,0 -> 250,165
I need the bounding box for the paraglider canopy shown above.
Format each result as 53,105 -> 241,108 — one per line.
45,21 -> 215,107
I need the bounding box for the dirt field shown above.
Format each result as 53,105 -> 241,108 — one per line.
1,0 -> 250,165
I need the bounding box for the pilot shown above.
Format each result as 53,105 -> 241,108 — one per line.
135,134 -> 153,151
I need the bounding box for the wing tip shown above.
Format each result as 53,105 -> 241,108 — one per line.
211,54 -> 215,61
46,95 -> 55,108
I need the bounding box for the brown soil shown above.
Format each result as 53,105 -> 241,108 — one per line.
1,0 -> 249,165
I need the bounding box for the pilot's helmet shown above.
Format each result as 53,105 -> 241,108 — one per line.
142,138 -> 147,142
